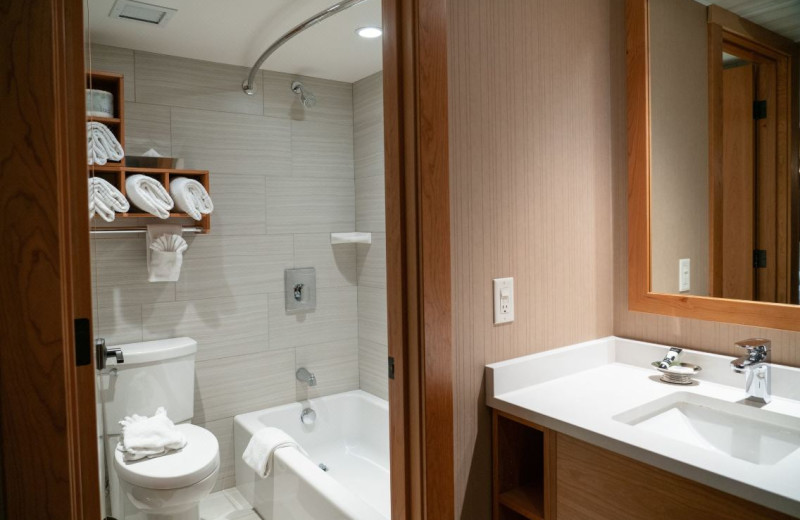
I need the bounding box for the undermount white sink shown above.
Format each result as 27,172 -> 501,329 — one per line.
613,392 -> 800,465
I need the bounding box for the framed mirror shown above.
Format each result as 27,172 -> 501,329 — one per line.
627,0 -> 800,330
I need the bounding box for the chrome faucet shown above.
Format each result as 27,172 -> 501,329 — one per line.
296,367 -> 317,387
730,338 -> 771,404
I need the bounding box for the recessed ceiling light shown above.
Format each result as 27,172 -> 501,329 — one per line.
355,26 -> 383,39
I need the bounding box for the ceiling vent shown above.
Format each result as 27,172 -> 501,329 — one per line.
109,0 -> 177,27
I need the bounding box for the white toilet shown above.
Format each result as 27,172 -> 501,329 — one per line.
101,337 -> 219,520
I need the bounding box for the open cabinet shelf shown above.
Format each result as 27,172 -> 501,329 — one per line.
87,70 -> 211,233
499,483 -> 544,520
493,410 -> 555,520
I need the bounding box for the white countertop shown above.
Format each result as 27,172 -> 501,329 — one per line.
485,336 -> 800,518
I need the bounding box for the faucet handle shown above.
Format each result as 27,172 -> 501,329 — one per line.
735,338 -> 771,350
735,338 -> 771,360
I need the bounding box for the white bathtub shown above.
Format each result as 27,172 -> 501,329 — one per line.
234,390 -> 390,520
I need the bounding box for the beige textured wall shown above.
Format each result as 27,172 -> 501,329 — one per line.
649,0 -> 709,295
448,0 -> 618,516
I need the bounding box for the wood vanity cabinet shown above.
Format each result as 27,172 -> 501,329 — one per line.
492,410 -> 796,520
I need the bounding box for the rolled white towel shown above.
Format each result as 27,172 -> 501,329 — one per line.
87,121 -> 124,166
88,177 -> 129,222
116,407 -> 187,461
170,177 -> 213,221
242,427 -> 309,479
126,174 -> 174,219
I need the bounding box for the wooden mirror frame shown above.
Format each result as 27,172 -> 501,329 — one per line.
626,0 -> 800,331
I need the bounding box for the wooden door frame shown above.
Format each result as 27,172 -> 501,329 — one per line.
707,6 -> 796,303
1,0 -> 100,518
2,0 -> 454,517
383,0 -> 455,518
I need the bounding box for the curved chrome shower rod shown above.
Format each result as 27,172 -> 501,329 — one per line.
242,0 -> 370,95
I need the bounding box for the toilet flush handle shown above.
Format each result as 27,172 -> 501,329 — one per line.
95,338 -> 124,370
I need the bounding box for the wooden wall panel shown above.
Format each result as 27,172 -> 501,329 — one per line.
448,0 -> 618,516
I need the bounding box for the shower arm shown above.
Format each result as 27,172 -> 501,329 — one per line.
242,0 -> 369,95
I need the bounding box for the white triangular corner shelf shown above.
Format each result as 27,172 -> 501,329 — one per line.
330,232 -> 372,245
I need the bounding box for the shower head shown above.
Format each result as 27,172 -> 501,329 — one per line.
291,80 -> 316,108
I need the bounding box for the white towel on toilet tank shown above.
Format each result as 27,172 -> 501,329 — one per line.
126,174 -> 174,218
242,427 -> 309,478
87,121 -> 125,165
170,177 -> 214,221
117,407 -> 187,461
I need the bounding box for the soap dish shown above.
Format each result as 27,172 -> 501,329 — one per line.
651,361 -> 702,385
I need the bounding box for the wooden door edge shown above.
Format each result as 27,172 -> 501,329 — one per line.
1,0 -> 100,517
384,0 -> 454,518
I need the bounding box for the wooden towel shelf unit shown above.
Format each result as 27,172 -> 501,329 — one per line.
87,70 -> 211,234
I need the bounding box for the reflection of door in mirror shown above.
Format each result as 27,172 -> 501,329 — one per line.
710,15 -> 795,304
649,0 -> 799,305
719,51 -> 778,302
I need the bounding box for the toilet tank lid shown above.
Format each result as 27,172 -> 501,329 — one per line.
110,337 -> 197,365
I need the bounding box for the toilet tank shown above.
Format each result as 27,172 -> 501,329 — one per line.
101,337 -> 197,436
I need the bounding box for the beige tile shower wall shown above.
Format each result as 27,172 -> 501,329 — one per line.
353,72 -> 388,400
90,45 -> 360,492
448,1 -> 617,517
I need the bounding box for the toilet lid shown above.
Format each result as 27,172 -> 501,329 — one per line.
114,424 -> 219,490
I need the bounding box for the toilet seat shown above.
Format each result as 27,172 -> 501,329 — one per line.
114,424 -> 219,490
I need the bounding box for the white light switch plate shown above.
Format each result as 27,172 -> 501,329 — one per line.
493,277 -> 514,324
679,258 -> 690,292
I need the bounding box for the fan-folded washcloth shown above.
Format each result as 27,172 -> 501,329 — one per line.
149,233 -> 188,282
87,121 -> 124,166
170,177 -> 214,221
126,174 -> 174,219
117,407 -> 187,461
88,177 -> 130,222
242,427 -> 309,478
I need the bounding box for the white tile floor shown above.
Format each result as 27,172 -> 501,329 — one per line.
199,488 -> 260,520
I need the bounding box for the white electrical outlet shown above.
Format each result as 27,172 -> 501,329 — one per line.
493,277 -> 514,324
679,258 -> 690,292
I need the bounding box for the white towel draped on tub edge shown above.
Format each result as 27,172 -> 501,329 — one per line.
242,427 -> 309,479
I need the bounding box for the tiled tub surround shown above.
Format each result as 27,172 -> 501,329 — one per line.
90,45 -> 387,491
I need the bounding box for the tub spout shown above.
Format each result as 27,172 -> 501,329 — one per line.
296,367 -> 317,387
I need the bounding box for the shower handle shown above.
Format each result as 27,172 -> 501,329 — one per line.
294,283 -> 305,301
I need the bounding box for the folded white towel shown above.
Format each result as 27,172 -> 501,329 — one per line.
126,174 -> 174,219
88,177 -> 129,222
87,121 -> 124,166
117,407 -> 187,462
170,177 -> 214,221
242,427 -> 309,479
148,234 -> 188,282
